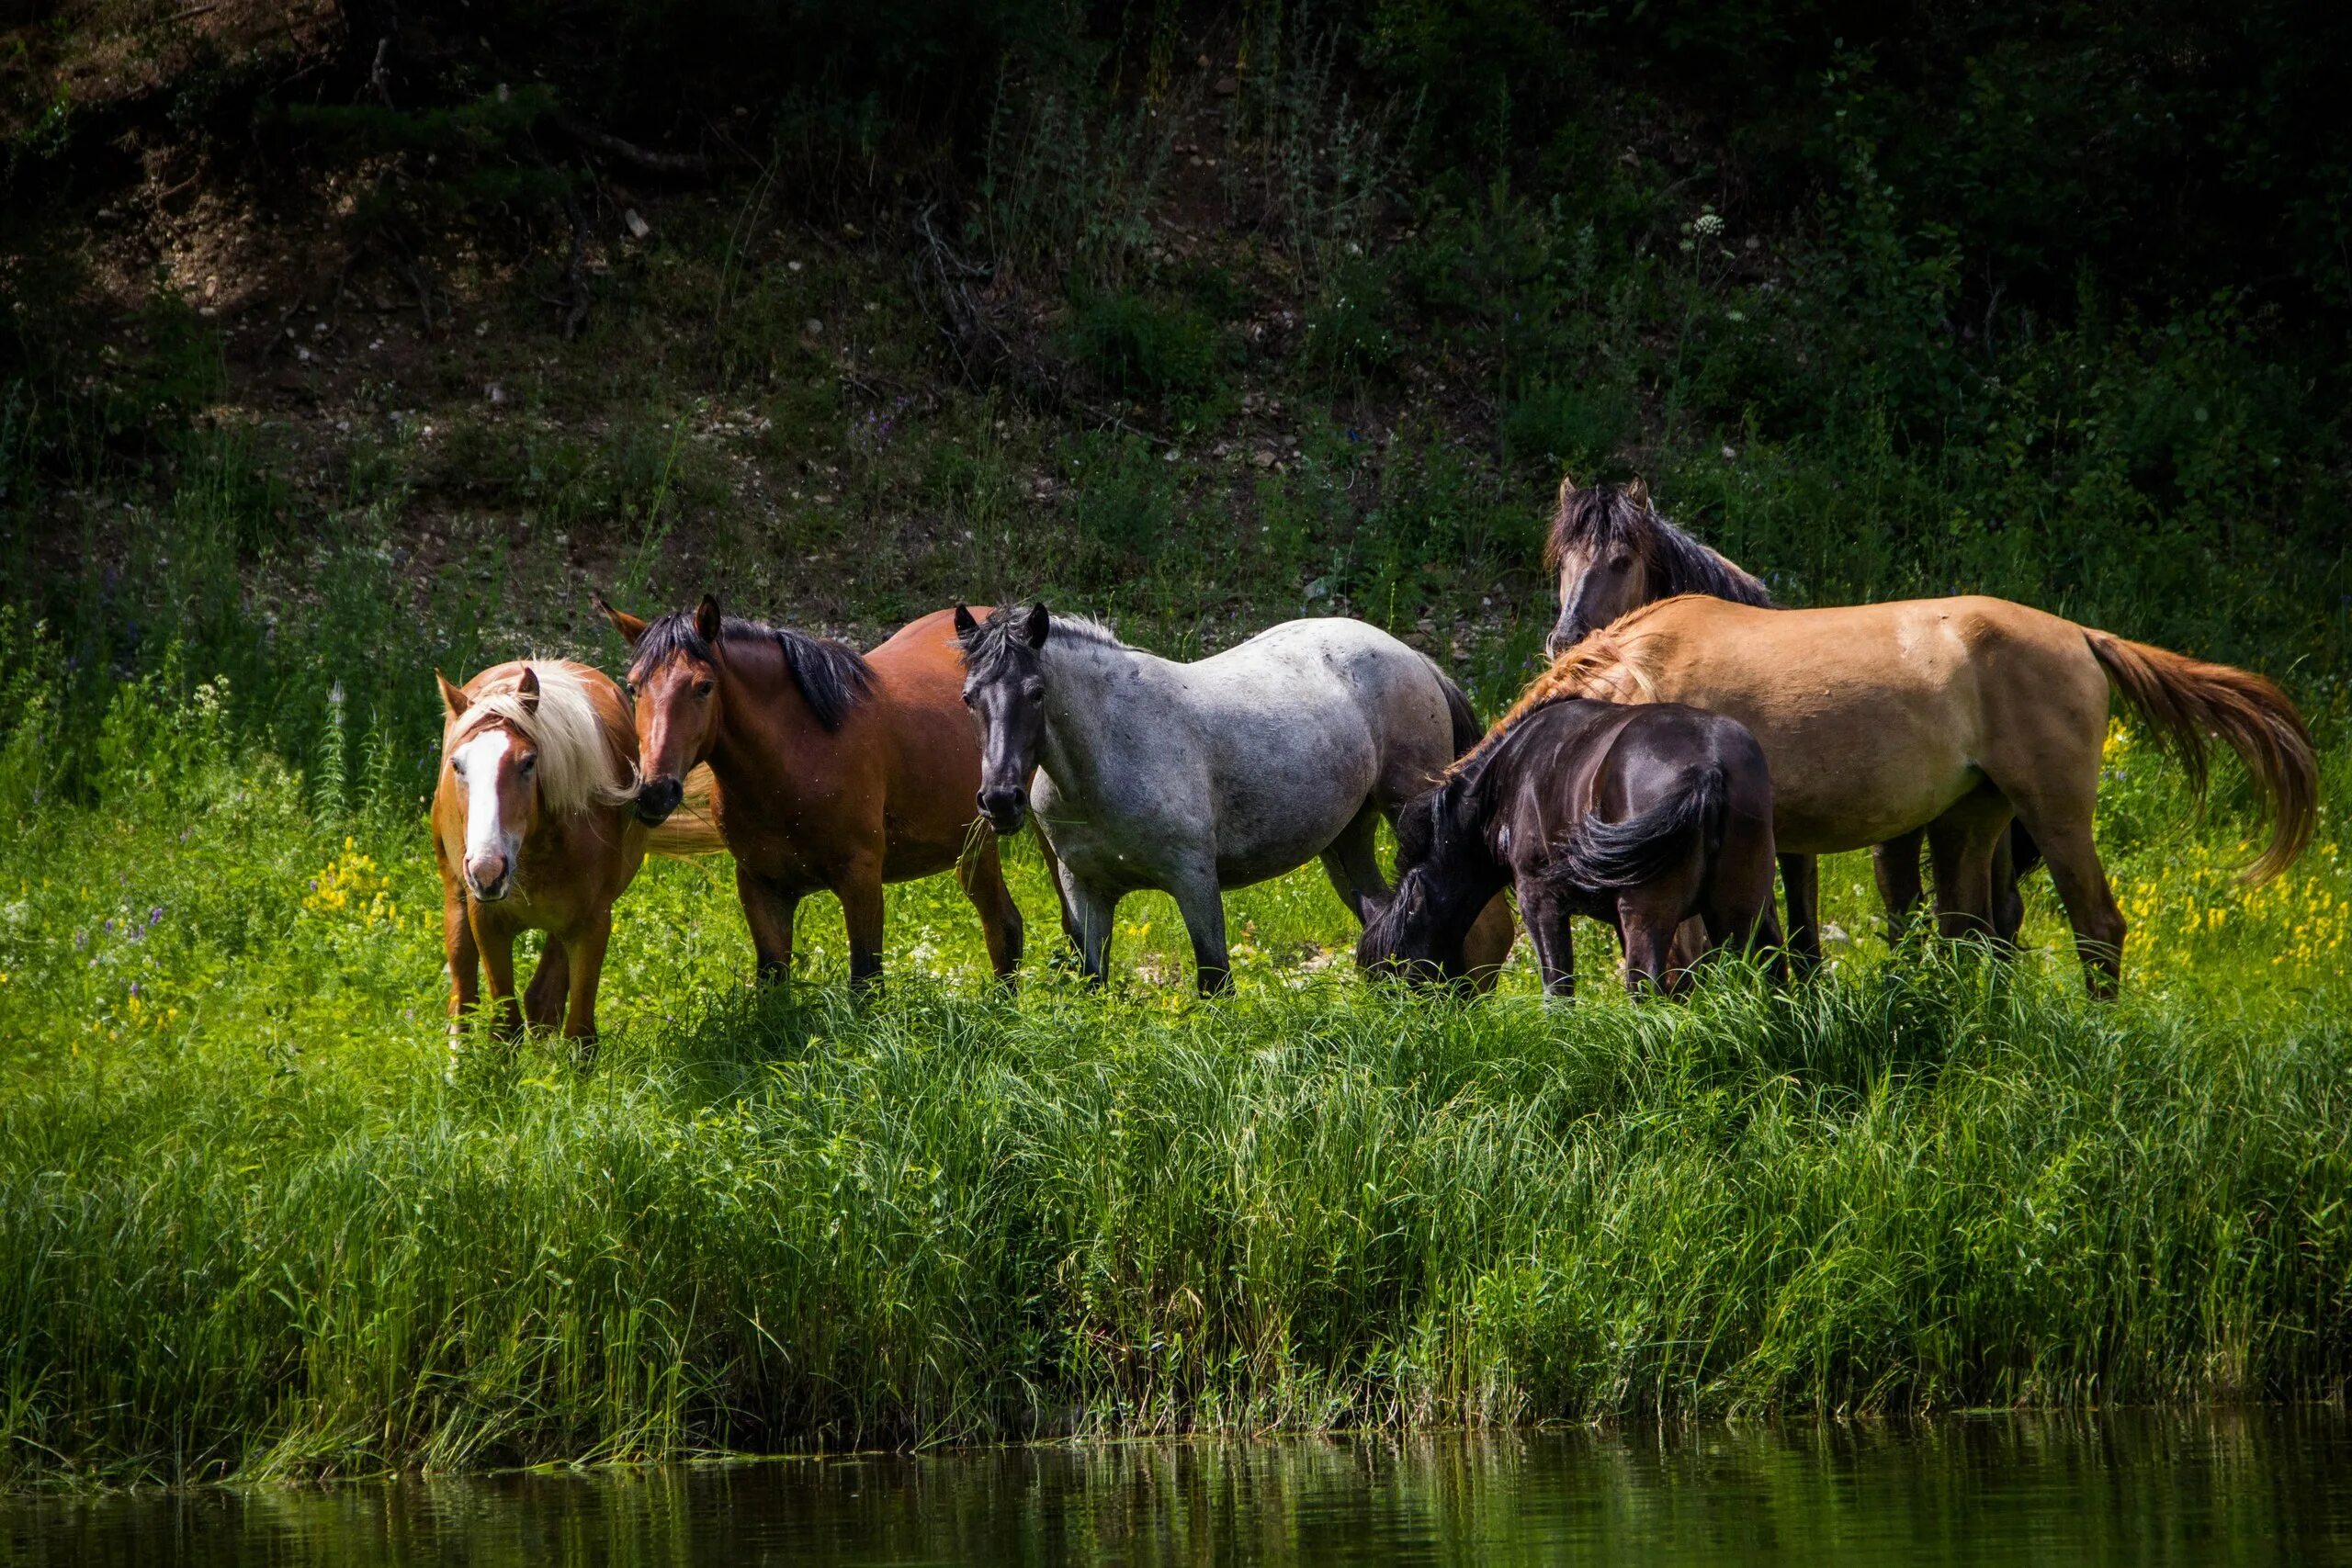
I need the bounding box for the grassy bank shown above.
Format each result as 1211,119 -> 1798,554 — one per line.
2,671 -> 2348,1484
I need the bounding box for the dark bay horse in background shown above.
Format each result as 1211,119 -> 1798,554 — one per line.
604,594 -> 1027,989
1525,488 -> 2318,993
434,660 -> 721,1055
1543,475 -> 2041,953
956,604 -> 1516,994
1359,696 -> 1778,997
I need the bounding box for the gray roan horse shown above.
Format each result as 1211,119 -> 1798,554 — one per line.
955,604 -> 1516,993
1540,472 -> 2039,956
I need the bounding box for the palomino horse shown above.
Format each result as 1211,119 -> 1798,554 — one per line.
603,594 -> 1027,989
956,604 -> 1516,994
434,660 -> 720,1055
1360,695 -> 1778,997
1542,473 -> 2039,950
1516,586 -> 2318,996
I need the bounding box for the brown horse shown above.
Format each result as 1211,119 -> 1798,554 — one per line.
1541,473 -> 2041,951
1515,584 -> 2318,996
434,660 -> 720,1055
602,593 -> 1027,989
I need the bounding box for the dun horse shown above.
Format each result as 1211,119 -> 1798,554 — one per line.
604,594 -> 1027,989
434,660 -> 719,1055
956,604 -> 1516,994
1359,696 -> 1778,996
1529,479 -> 2318,994
1543,474 -> 2039,947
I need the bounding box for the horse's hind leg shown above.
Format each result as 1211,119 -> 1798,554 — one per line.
1514,872 -> 1577,998
1617,902 -> 1683,998
1320,802 -> 1388,924
2000,792 -> 2124,998
956,830 -> 1027,987
1926,784 -> 2014,943
524,938 -> 571,1032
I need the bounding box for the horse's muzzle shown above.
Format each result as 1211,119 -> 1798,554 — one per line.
1543,621 -> 1585,660
978,786 -> 1027,835
636,775 -> 684,826
465,852 -> 513,903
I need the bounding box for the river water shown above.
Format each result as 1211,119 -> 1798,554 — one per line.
7,1413 -> 2348,1565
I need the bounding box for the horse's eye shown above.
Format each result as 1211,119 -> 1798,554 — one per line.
1023,681 -> 1046,702
960,688 -> 976,706
1611,551 -> 1635,570
695,679 -> 715,699
450,756 -> 465,777
518,754 -> 537,774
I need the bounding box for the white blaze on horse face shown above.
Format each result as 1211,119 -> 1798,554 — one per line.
456,729 -> 519,895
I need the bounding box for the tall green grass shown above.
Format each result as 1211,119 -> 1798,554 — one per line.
0,669 -> 2347,1484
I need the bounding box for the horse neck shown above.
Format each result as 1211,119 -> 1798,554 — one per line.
1035,634 -> 1155,804
706,640 -> 834,791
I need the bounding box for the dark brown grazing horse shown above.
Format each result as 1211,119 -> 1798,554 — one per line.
603,593 -> 1026,989
1540,472 -> 2039,955
1359,695 -> 1778,997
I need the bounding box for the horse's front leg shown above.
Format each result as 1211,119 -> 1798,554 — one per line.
468,906 -> 526,1040
1168,864 -> 1231,995
1779,852 -> 1822,973
832,860 -> 888,994
1515,873 -> 1577,998
560,910 -> 612,1070
735,863 -> 802,986
1059,871 -> 1119,987
442,874 -> 481,1033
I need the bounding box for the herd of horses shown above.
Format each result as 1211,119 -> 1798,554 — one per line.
432,475 -> 2320,1050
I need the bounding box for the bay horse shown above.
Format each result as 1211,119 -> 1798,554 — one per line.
434,660 -> 721,1055
602,593 -> 1027,990
1518,575 -> 2318,996
955,604 -> 1516,995
1542,473 -> 2040,951
1359,696 -> 1778,997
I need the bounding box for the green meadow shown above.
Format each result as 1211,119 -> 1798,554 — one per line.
2,634 -> 2347,1483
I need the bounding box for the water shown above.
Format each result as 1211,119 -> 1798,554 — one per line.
8,1413 -> 2350,1566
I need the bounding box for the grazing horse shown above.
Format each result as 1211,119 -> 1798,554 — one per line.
434,660 -> 720,1055
955,604 -> 1516,994
602,593 -> 1027,989
1515,590 -> 2317,996
1541,472 -> 2040,951
1359,696 -> 1778,996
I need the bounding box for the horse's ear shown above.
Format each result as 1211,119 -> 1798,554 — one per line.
436,670 -> 469,719
954,604 -> 979,640
1556,468 -> 1577,506
695,594 -> 723,643
1022,603 -> 1050,649
1625,474 -> 1652,510
596,592 -> 649,648
515,664 -> 541,713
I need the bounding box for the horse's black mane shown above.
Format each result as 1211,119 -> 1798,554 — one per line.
1545,482 -> 1774,607
629,611 -> 873,731
956,605 -> 1120,677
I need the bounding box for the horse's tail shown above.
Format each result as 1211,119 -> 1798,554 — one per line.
1430,664 -> 1484,758
1555,764 -> 1725,892
646,763 -> 728,858
2084,629 -> 2318,884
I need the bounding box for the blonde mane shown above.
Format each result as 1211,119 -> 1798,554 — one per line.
1452,606 -> 1676,775
444,660 -> 634,818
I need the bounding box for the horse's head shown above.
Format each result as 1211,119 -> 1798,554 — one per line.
438,666 -> 545,902
1355,781 -> 1482,985
602,591 -> 725,827
955,602 -> 1051,834
1544,473 -> 1657,658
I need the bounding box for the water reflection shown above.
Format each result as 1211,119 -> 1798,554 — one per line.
7,1411 -> 2347,1566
